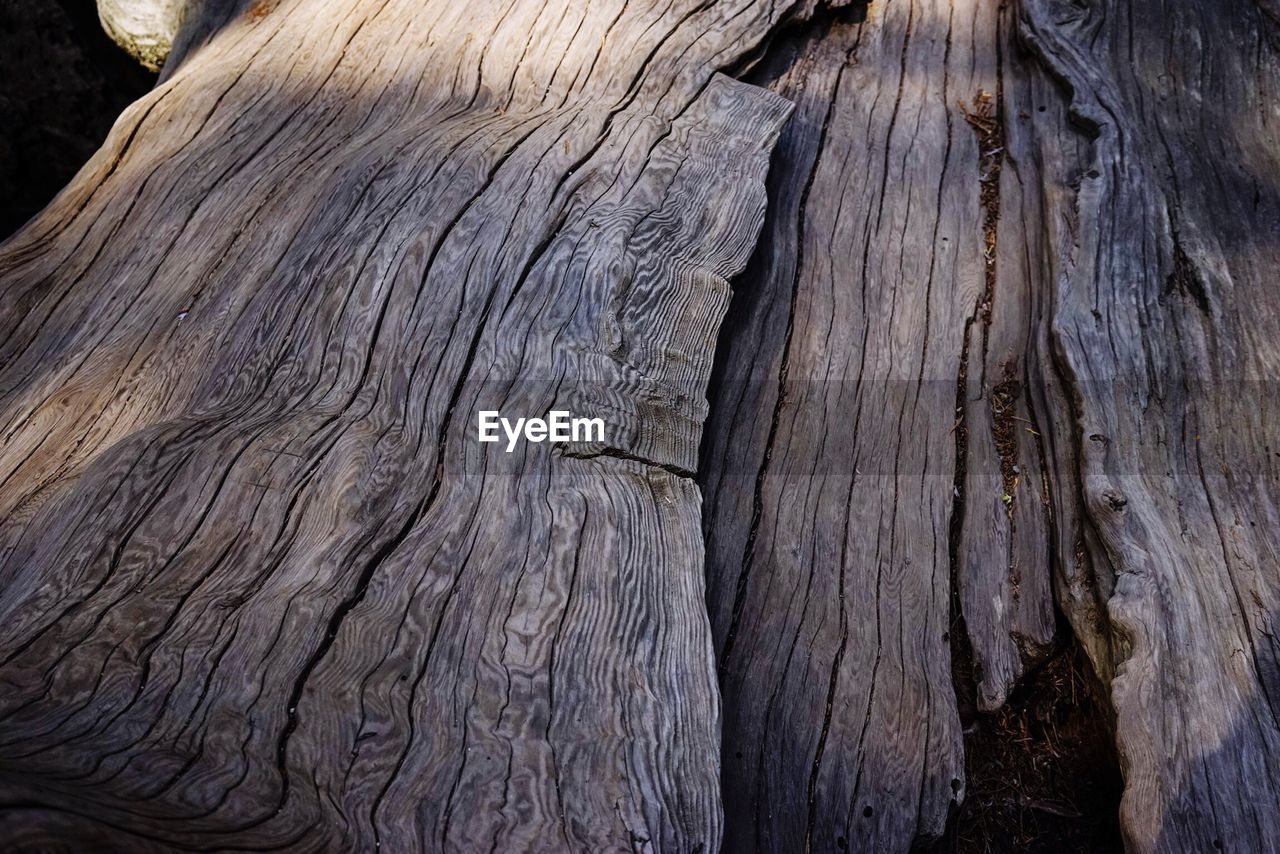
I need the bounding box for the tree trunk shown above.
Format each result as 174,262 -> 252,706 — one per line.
1015,1 -> 1280,848
0,1 -> 810,848
703,1 -> 1280,851
2,0 -> 1277,852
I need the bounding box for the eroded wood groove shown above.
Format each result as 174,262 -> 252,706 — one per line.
0,1 -> 815,849
700,1 -> 998,848
3,0 -> 1279,851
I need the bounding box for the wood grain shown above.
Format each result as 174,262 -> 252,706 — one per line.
5,0 -> 1280,850
953,21 -> 1058,713
0,0 -> 810,848
700,0 -> 1001,848
1013,0 -> 1280,849
703,0 -> 1280,850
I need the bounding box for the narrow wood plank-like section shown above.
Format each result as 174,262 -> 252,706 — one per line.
1012,0 -> 1280,849
953,7 -> 1058,713
700,1 -> 999,848
0,1 -> 807,848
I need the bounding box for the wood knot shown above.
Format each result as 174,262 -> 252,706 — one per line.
1102,491 -> 1128,512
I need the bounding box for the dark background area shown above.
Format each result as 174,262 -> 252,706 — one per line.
0,0 -> 154,239
946,632 -> 1124,853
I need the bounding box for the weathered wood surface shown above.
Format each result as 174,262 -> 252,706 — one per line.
700,1 -> 1000,848
4,0 -> 1280,850
954,19 -> 1059,714
1010,0 -> 1280,849
702,0 -> 1280,851
0,0 -> 817,848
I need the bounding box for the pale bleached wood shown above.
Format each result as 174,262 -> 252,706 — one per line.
96,0 -> 188,70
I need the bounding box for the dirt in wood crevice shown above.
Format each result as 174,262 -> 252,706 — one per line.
962,76 -> 1020,522
961,86 -> 1004,337
946,60 -> 1123,853
990,367 -> 1022,516
943,613 -> 1124,853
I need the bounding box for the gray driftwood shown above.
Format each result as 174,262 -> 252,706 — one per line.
701,0 -> 1280,851
0,0 -> 819,849
4,0 -> 1280,851
1014,0 -> 1280,849
702,0 -> 994,848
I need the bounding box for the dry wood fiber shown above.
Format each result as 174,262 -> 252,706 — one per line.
5,0 -> 1278,850
700,0 -> 1003,849
703,0 -> 1280,847
1012,0 -> 1280,850
0,0 -> 819,848
953,5 -> 1058,714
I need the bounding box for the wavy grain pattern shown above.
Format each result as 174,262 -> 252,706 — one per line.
0,0 -> 810,848
3,0 -> 1279,851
